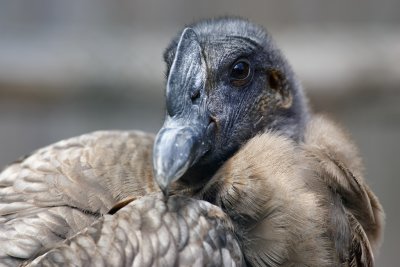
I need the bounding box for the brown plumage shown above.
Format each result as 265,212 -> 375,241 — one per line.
194,126 -> 332,266
0,17 -> 384,267
0,131 -> 156,265
0,131 -> 243,266
24,194 -> 243,266
170,115 -> 382,266
153,17 -> 384,266
302,115 -> 384,266
0,118 -> 384,266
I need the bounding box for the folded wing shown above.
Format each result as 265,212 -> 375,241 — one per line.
0,131 -> 155,265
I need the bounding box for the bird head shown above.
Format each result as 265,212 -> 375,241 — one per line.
153,17 -> 309,194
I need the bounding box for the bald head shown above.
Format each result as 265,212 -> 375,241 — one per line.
154,17 -> 309,192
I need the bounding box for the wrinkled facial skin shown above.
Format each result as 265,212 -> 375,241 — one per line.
200,37 -> 282,164
164,38 -> 295,183
156,19 -> 307,191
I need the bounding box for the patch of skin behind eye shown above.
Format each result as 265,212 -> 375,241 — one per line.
267,69 -> 293,109
254,93 -> 275,115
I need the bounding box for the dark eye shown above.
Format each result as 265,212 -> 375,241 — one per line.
230,59 -> 252,87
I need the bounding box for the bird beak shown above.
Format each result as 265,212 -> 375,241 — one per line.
153,28 -> 213,194
153,121 -> 212,194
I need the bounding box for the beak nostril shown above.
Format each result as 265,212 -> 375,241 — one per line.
190,89 -> 201,103
209,115 -> 217,123
208,115 -> 217,126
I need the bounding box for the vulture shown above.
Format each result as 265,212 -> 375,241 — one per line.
0,17 -> 384,267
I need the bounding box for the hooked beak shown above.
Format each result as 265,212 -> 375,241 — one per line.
153,121 -> 213,194
153,27 -> 214,194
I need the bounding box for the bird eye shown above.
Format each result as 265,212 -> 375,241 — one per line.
230,59 -> 252,87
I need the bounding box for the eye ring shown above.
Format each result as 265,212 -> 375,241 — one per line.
230,59 -> 253,87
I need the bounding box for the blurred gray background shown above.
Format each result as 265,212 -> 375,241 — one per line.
0,1 -> 398,265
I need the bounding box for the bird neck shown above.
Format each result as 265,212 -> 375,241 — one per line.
175,161 -> 222,192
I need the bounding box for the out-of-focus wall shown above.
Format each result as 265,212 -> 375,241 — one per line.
0,1 -> 399,265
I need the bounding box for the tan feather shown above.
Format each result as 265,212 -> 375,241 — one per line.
303,115 -> 384,266
192,115 -> 384,266
0,117 -> 384,266
23,194 -> 243,267
0,130 -> 157,265
197,132 -> 333,266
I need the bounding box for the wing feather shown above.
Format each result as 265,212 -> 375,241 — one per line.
0,130 -> 155,265
24,194 -> 244,267
303,115 -> 384,266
